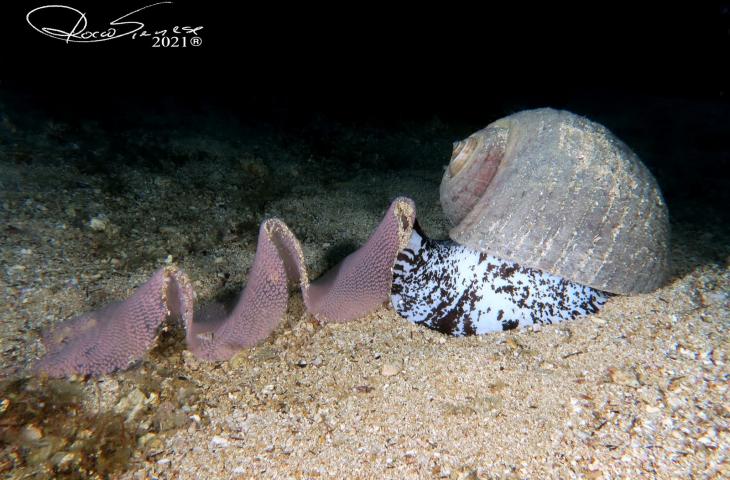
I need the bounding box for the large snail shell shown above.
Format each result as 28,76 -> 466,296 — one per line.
440,108 -> 669,295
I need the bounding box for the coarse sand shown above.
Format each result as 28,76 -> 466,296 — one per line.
0,99 -> 727,479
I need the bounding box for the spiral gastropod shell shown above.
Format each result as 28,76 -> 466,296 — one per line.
391,108 -> 669,334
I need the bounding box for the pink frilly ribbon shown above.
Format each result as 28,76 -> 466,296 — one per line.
35,198 -> 416,377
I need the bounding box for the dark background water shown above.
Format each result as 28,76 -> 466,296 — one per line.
1,2 -> 727,225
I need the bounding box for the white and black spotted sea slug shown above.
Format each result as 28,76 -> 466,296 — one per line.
391,223 -> 609,335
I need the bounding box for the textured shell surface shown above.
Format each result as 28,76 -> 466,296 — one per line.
440,108 -> 670,295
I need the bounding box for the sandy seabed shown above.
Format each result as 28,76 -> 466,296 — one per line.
0,98 -> 728,479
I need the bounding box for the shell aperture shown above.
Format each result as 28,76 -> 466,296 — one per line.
390,223 -> 609,335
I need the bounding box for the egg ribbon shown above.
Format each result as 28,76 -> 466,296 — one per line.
35,198 -> 416,377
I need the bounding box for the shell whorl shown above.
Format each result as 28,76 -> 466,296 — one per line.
441,121 -> 509,226
440,108 -> 670,295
